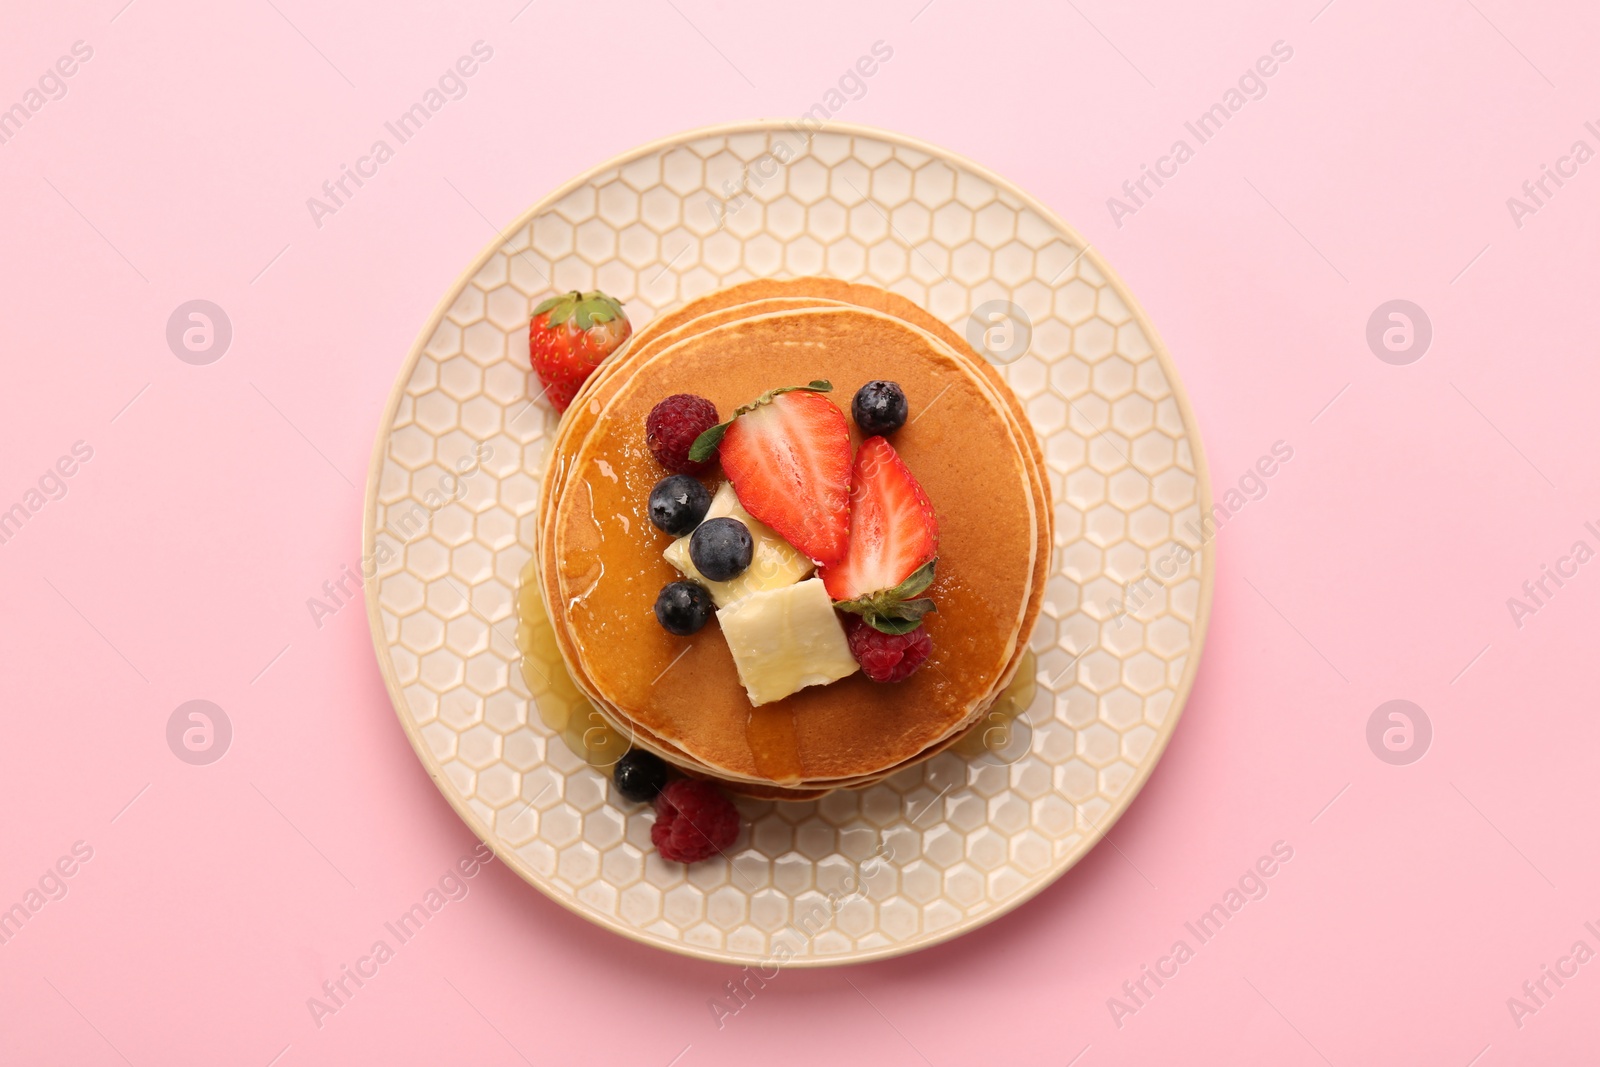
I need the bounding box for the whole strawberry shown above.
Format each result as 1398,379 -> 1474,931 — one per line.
528,289 -> 631,413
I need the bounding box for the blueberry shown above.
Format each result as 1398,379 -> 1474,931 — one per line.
654,581 -> 712,635
852,380 -> 908,436
648,474 -> 711,536
613,749 -> 670,803
690,517 -> 753,581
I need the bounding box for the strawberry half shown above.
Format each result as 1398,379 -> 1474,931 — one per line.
821,436 -> 940,633
689,382 -> 852,565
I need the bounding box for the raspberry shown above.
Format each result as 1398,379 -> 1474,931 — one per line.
846,617 -> 933,683
647,394 -> 720,474
651,779 -> 740,863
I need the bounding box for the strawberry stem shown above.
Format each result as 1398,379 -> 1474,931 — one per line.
532,289 -> 628,331
832,559 -> 939,634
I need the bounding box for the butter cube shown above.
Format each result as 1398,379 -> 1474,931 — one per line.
716,578 -> 858,706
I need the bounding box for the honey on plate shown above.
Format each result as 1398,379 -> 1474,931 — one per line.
516,558 -> 628,768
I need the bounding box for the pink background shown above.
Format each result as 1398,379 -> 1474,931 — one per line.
3,0 -> 1597,1063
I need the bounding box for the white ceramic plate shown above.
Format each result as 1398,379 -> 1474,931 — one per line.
363,121 -> 1213,966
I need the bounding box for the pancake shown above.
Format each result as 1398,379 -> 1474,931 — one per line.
538,280 -> 1052,724
551,306 -> 1037,783
537,289 -> 1052,711
529,280 -> 1053,794
570,314 -> 1044,789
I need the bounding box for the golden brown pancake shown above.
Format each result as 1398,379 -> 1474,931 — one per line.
552,307 -> 1036,783
538,289 -> 1051,702
530,280 -> 1053,793
569,312 -> 1043,790
538,280 -> 1052,724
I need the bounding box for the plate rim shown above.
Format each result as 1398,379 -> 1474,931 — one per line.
361,118 -> 1215,967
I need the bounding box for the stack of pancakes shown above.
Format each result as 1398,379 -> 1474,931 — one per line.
534,279 -> 1052,799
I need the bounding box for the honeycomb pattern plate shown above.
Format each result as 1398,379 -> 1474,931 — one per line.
362,122 -> 1213,966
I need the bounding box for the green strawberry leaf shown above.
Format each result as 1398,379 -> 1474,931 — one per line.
535,290 -> 628,332
843,598 -> 935,629
835,559 -> 937,634
834,561 -> 938,616
574,292 -> 625,330
545,292 -> 580,327
885,560 -> 937,601
688,422 -> 730,463
864,613 -> 927,636
887,597 -> 937,623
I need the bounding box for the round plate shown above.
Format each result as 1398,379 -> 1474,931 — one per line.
363,121 -> 1213,966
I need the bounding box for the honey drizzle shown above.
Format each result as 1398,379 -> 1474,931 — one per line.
744,706 -> 804,784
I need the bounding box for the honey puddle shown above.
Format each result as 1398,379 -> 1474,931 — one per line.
954,648 -> 1038,761
516,558 -> 628,768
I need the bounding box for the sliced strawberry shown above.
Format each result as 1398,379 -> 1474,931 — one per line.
821,436 -> 939,607
709,387 -> 852,564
